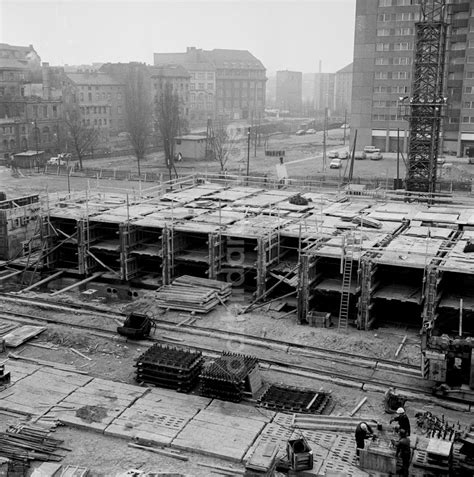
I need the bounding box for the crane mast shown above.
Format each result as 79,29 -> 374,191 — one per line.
405,0 -> 448,195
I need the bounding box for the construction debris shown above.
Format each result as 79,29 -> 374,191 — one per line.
415,410 -> 463,440
0,424 -> 67,463
155,276 -> 231,314
135,344 -> 203,392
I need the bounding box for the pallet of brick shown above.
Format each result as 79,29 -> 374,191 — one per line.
258,384 -> 332,415
135,344 -> 203,392
200,352 -> 259,402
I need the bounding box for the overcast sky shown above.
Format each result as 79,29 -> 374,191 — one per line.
0,0 -> 355,74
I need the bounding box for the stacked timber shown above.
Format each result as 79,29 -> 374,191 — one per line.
413,437 -> 453,473
135,344 -> 203,392
155,275 -> 231,313
291,414 -> 377,431
200,352 -> 259,402
258,384 -> 332,415
0,424 -> 66,463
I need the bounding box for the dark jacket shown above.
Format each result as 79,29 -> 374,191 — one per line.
355,422 -> 374,441
391,414 -> 411,436
396,436 -> 411,458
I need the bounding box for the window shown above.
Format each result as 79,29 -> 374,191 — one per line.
198,83 -> 205,89
117,93 -> 122,100
190,83 -> 195,90
376,43 -> 390,51
377,29 -> 391,36
462,116 -> 470,122
88,92 -> 92,101
52,105 -> 57,118
375,71 -> 388,79
466,71 -> 474,79
468,57 -> 474,64
465,86 -> 474,93
375,57 -> 390,65
469,40 -> 474,48
378,13 -> 393,22
80,92 -> 84,101
463,102 -> 472,108
378,0 -> 392,6
393,71 -> 410,80
207,72 -> 214,80
118,106 -> 122,114
394,28 -> 414,36
197,72 -> 205,80
207,83 -> 213,89
104,118 -> 107,125
393,57 -> 411,65
397,0 -> 411,5
394,42 -> 412,51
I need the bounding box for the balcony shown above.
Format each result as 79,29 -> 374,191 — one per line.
451,19 -> 468,29
451,34 -> 467,44
449,50 -> 466,59
447,80 -> 463,88
448,64 -> 465,73
451,3 -> 470,14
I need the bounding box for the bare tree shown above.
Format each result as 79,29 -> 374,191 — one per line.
211,122 -> 240,172
154,82 -> 187,180
65,109 -> 100,170
124,67 -> 152,176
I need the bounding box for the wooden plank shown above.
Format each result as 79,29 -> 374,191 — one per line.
3,325 -> 46,347
50,272 -> 103,296
20,271 -> 63,292
349,397 -> 368,416
128,443 -> 189,461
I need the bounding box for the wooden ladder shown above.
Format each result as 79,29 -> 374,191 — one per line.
338,239 -> 353,330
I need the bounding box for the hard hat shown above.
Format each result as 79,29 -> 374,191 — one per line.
361,423 -> 368,431
396,408 -> 405,414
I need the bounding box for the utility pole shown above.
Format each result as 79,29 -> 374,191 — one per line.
246,127 -> 251,178
322,107 -> 328,171
396,127 -> 400,189
343,109 -> 347,145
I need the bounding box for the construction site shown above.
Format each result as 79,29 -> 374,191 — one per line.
0,0 -> 474,476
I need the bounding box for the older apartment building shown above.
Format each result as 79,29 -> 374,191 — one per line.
352,0 -> 474,155
154,47 -> 266,126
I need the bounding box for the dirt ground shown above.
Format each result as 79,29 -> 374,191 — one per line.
1,290 -> 473,476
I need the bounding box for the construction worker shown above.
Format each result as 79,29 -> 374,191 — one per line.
390,408 -> 411,436
395,428 -> 411,476
355,421 -> 374,456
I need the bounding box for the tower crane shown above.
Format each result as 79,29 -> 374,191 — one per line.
404,0 -> 448,195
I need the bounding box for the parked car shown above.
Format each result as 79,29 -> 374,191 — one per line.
338,151 -> 349,159
330,158 -> 342,169
295,129 -> 306,136
340,124 -> 349,129
306,128 -> 316,134
363,145 -> 380,154
368,152 -> 383,161
437,157 -> 445,165
328,150 -> 339,159
354,151 -> 367,160
47,156 -> 66,166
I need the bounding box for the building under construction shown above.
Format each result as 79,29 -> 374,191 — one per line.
1,175 -> 473,393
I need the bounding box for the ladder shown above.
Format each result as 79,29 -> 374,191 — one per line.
338,238 -> 354,330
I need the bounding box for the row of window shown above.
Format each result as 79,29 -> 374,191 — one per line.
375,57 -> 412,65
375,71 -> 411,80
0,71 -> 25,81
79,91 -> 122,102
80,106 -> 109,115
379,0 -> 421,6
378,12 -> 419,22
372,113 -> 404,121
81,118 -> 108,127
190,83 -> 213,91
32,104 -> 59,119
374,100 -> 399,107
190,72 -> 214,81
377,28 -> 414,36
376,42 -> 413,51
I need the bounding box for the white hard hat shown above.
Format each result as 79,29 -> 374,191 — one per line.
361,423 -> 368,431
396,407 -> 405,414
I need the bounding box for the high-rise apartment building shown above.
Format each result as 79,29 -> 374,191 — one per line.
276,70 -> 302,115
352,0 -> 474,155
335,63 -> 353,116
314,73 -> 336,113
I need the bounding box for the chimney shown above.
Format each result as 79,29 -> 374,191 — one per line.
42,62 -> 51,100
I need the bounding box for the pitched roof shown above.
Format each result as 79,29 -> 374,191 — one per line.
0,58 -> 27,70
66,72 -> 123,86
336,63 -> 353,74
154,52 -> 214,71
0,43 -> 36,53
205,49 -> 265,70
148,64 -> 190,78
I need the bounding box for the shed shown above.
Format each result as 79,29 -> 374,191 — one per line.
13,150 -> 45,169
174,135 -> 207,160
